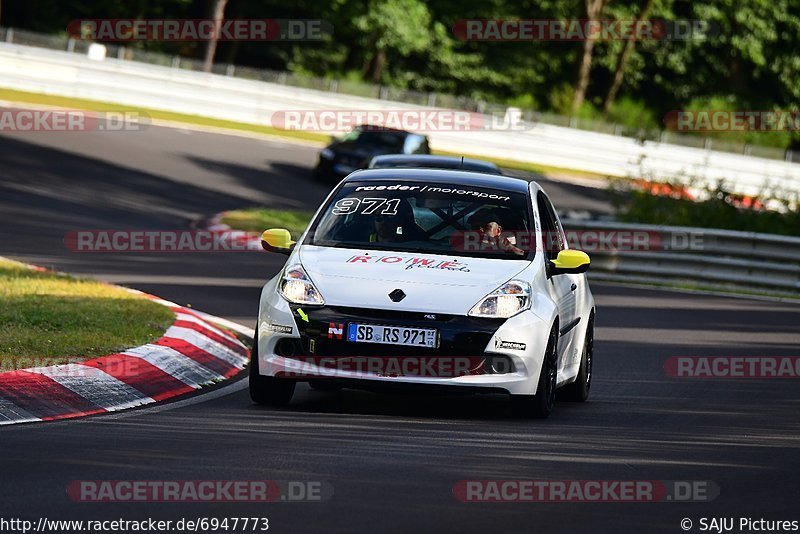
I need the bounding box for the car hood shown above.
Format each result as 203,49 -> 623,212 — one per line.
298,245 -> 531,314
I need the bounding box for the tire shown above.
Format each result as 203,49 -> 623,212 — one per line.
560,314 -> 594,402
249,331 -> 296,406
309,380 -> 342,392
511,324 -> 558,419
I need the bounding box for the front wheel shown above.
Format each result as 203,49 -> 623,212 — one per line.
560,314 -> 594,402
309,380 -> 342,392
511,324 -> 558,419
249,332 -> 296,406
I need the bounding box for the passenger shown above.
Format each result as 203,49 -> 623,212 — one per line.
369,201 -> 426,243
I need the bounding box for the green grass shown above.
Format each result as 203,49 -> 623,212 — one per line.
431,149 -> 608,181
0,88 -> 606,181
220,208 -> 313,237
0,258 -> 174,362
0,88 -> 329,144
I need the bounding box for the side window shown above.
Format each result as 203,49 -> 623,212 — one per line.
419,138 -> 430,154
404,135 -> 427,154
537,192 -> 564,260
546,195 -> 568,251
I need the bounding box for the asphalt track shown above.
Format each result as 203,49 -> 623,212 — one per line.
1,117 -> 799,533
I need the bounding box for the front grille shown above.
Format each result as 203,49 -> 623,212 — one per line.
280,352 -> 516,378
328,306 -> 456,323
287,304 -> 506,360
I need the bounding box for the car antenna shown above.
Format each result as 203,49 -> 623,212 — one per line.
460,156 -> 465,168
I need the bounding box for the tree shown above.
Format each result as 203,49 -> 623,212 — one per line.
603,0 -> 654,113
203,0 -> 228,72
354,0 -> 432,82
573,0 -> 606,114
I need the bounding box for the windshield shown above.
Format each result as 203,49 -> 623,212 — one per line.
306,181 -> 533,260
340,130 -> 407,151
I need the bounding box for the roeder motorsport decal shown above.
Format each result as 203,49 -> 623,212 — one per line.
353,183 -> 512,201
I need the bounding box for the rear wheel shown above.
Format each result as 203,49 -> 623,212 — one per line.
249,331 -> 296,406
511,324 -> 558,419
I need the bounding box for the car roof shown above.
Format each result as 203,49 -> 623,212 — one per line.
344,167 -> 537,194
354,125 -> 423,136
370,154 -> 499,169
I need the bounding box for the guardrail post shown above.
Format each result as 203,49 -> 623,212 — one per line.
704,137 -> 712,150
171,56 -> 180,69
5,28 -> 13,43
427,93 -> 436,107
66,38 -> 76,52
329,79 -> 338,93
379,86 -> 388,100
226,64 -> 235,76
278,72 -> 287,84
117,46 -> 126,60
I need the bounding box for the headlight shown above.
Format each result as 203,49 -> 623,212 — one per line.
468,280 -> 531,318
320,148 -> 335,159
278,265 -> 325,305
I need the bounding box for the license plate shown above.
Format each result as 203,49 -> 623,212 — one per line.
347,324 -> 438,348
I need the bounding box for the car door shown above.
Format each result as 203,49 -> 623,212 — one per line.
536,192 -> 578,377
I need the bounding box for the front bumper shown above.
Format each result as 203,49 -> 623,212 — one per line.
257,282 -> 551,395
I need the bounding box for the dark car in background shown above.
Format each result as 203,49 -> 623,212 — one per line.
314,125 -> 430,182
368,154 -> 502,174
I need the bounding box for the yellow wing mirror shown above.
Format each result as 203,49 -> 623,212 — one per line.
261,228 -> 296,255
548,249 -> 590,277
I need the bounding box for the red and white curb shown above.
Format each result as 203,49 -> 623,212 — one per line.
0,291 -> 251,426
204,212 -> 262,250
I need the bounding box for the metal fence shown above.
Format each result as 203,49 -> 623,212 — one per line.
562,220 -> 800,293
0,25 -> 795,163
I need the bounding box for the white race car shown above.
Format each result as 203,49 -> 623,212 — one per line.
251,169 -> 594,418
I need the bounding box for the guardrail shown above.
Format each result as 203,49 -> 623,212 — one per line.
1,42 -> 800,201
561,220 -> 800,294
